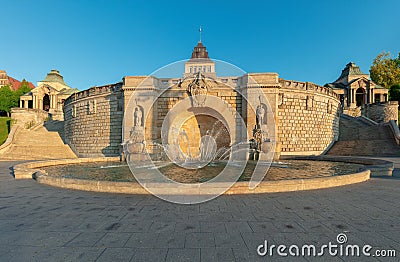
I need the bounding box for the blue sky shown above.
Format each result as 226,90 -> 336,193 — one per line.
1,0 -> 399,90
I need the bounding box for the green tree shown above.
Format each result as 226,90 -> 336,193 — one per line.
389,84 -> 400,102
16,79 -> 32,96
0,80 -> 32,116
370,51 -> 400,88
0,85 -> 14,116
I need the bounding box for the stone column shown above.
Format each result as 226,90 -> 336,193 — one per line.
364,90 -> 367,105
24,100 -> 28,108
54,95 -> 57,109
350,89 -> 353,105
19,100 -> 23,108
371,88 -> 374,103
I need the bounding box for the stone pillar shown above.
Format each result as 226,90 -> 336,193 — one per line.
364,91 -> 367,105
19,100 -> 23,108
54,95 -> 57,109
24,100 -> 28,108
371,88 -> 374,103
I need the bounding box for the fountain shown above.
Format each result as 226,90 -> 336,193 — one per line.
12,60 -> 390,205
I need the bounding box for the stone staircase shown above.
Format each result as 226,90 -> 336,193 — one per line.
327,115 -> 400,156
0,120 -> 77,160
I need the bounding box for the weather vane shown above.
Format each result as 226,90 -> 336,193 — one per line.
199,26 -> 202,42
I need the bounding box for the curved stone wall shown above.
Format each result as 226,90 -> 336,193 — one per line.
63,77 -> 341,158
277,80 -> 341,156
63,84 -> 124,157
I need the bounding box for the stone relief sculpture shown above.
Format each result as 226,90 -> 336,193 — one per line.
186,71 -> 210,107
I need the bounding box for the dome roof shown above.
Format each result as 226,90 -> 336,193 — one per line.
41,69 -> 68,86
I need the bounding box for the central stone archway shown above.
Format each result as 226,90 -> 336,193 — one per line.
161,95 -> 247,151
177,114 -> 230,156
43,94 -> 50,111
356,87 -> 365,107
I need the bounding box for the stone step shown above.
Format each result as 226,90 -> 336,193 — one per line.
0,120 -> 76,160
327,115 -> 400,156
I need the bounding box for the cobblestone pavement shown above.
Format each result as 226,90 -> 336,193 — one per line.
0,160 -> 399,261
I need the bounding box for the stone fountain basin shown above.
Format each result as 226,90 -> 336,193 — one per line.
12,156 -> 393,195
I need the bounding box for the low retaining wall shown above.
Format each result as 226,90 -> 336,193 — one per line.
361,101 -> 399,124
0,124 -> 20,154
387,120 -> 400,145
31,170 -> 370,195
12,156 -> 385,194
11,108 -> 48,129
13,157 -> 121,179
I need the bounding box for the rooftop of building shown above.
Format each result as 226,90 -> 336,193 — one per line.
40,69 -> 69,86
0,70 -> 35,91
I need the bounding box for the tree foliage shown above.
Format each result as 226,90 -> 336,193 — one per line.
389,84 -> 400,102
0,85 -> 15,116
370,51 -> 400,89
16,79 -> 32,96
0,81 -> 32,116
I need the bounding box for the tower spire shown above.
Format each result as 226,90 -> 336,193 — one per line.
199,26 -> 202,43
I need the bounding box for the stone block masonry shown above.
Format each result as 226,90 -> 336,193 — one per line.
63,84 -> 124,157
63,74 -> 341,158
278,80 -> 340,156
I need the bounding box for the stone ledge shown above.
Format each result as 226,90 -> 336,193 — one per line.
13,157 -> 120,179
281,155 -> 394,177
13,157 -> 373,194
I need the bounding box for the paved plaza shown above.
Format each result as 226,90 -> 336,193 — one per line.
0,160 -> 399,261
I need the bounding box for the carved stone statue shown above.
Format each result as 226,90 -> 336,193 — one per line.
256,104 -> 265,126
134,107 -> 142,127
253,129 -> 262,152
